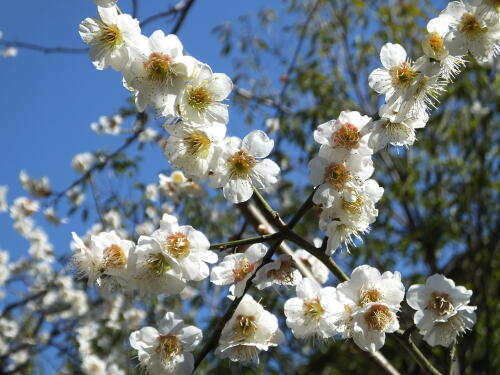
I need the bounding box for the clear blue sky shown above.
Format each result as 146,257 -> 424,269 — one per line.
0,0 -> 276,260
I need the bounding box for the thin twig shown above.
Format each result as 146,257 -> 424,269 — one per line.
209,233 -> 281,251
0,40 -> 87,54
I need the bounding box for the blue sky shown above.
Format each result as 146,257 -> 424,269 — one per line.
0,0 -> 276,260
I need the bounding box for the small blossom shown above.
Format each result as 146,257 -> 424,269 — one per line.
406,274 -> 477,347
164,121 -> 226,181
19,170 -> 51,198
210,243 -> 267,297
130,312 -> 202,375
176,64 -> 233,125
284,278 -> 345,339
149,213 -> 217,281
215,294 -> 284,364
209,131 -> 280,203
90,114 -> 123,134
0,186 -> 8,212
441,0 -> 500,63
72,152 -> 96,174
72,231 -> 134,286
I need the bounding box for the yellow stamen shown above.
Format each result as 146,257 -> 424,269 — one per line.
228,150 -> 256,179
164,232 -> 190,259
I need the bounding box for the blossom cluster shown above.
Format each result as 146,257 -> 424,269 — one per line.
79,2 -> 281,204
284,266 -> 476,352
309,0 -> 500,254
66,0 -> 495,373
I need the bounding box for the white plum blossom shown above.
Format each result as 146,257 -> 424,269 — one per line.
209,131 -> 280,203
313,110 -> 373,156
210,243 -> 267,297
9,197 -> 39,220
72,231 -> 133,286
336,265 -> 405,310
79,6 -> 141,70
82,355 -> 107,375
252,254 -> 302,289
422,17 -> 466,80
309,148 -> 374,207
0,186 -> 8,212
130,312 -> 202,375
369,43 -> 418,102
441,0 -> 500,63
284,277 -> 345,339
19,170 -> 51,198
1,47 -> 17,58
176,64 -> 233,124
149,213 -> 217,281
90,114 -> 123,135
129,235 -> 185,295
319,179 -> 384,254
351,303 -> 400,352
72,152 -> 96,174
124,30 -> 198,115
406,274 -> 477,347
164,121 -> 226,180
215,294 -> 284,364
369,106 -> 429,150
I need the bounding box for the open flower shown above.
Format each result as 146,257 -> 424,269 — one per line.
284,278 -> 344,339
210,243 -> 267,297
149,214 -> 217,281
209,131 -> 280,203
130,312 -> 202,375
422,17 -> 466,80
313,110 -> 373,157
336,265 -> 405,310
71,231 -> 133,286
176,64 -> 233,125
369,105 -> 429,150
406,274 -> 477,347
164,121 -> 226,181
351,303 -> 400,352
309,147 -> 374,208
215,294 -> 284,364
441,0 -> 500,63
79,6 -> 141,70
124,30 -> 198,115
128,235 -> 185,295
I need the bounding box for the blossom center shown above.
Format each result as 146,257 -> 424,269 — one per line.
184,130 -> 211,158
187,85 -> 212,112
390,61 -> 416,88
98,24 -> 123,50
427,32 -> 444,52
303,298 -> 325,321
165,232 -> 190,259
144,52 -> 176,83
324,162 -> 350,190
458,13 -> 484,35
232,257 -> 257,282
228,150 -> 256,179
342,195 -> 364,215
365,304 -> 393,331
358,288 -> 383,306
428,292 -> 454,316
235,314 -> 257,337
102,244 -> 127,271
333,123 -> 361,149
147,253 -> 172,276
156,334 -> 183,363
